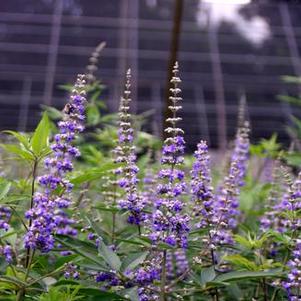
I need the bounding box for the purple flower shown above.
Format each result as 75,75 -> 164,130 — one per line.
212,122 -> 250,246
0,245 -> 13,263
0,206 -> 11,231
150,62 -> 190,248
191,140 -> 214,229
113,69 -> 146,226
24,74 -> 87,252
283,240 -> 301,300
95,271 -> 120,287
261,168 -> 301,234
64,263 -> 80,280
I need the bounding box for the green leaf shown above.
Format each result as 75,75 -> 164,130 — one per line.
121,252 -> 149,272
93,205 -> 119,213
223,254 -> 258,271
54,254 -> 79,269
41,105 -> 63,120
0,182 -> 11,201
213,269 -> 284,283
117,237 -> 152,247
201,266 -> 216,285
70,162 -> 118,185
86,103 -> 101,126
234,235 -> 253,249
98,239 -> 121,271
121,287 -> 139,301
84,214 -> 110,245
78,288 -> 125,301
3,130 -> 30,150
281,75 -> 301,84
31,112 -> 50,156
0,144 -> 34,161
55,235 -> 107,269
278,95 -> 301,106
285,152 -> 301,167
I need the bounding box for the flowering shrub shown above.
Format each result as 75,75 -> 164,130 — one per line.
0,62 -> 300,301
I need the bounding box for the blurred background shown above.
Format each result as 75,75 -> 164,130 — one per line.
1,0 -> 301,150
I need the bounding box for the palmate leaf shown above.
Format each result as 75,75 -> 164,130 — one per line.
3,113 -> 51,161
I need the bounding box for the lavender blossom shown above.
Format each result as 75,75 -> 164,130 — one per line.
260,164 -> 291,233
174,249 -> 189,277
0,206 -> 11,231
262,169 -> 301,234
283,240 -> 301,301
64,262 -> 80,279
134,255 -> 161,300
150,62 -> 190,248
275,171 -> 301,232
191,140 -> 214,229
114,69 -> 146,226
230,121 -> 250,188
0,245 -> 13,263
24,74 -> 87,252
95,271 -> 120,287
211,121 -> 250,246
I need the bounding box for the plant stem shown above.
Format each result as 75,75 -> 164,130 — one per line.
210,249 -> 219,301
112,212 -> 116,243
160,250 -> 167,301
25,159 -> 38,268
75,182 -> 90,207
112,175 -> 117,244
262,278 -> 268,301
18,159 -> 38,301
16,289 -> 24,301
271,288 -> 279,301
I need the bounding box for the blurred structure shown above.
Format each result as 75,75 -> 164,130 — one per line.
0,0 -> 301,149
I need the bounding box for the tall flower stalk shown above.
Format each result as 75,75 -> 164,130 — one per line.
151,62 -> 189,248
212,121 -> 250,246
150,62 -> 189,301
191,140 -> 214,231
114,69 -> 146,228
24,74 -> 87,253
280,171 -> 301,300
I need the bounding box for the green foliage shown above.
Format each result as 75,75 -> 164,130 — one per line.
2,112 -> 51,162
1,67 -> 300,301
39,286 -> 83,301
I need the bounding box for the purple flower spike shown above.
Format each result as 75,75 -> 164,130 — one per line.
283,240 -> 301,300
191,140 -> 215,229
113,69 -> 146,226
150,62 -> 190,248
24,74 -> 87,252
213,121 -> 250,246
